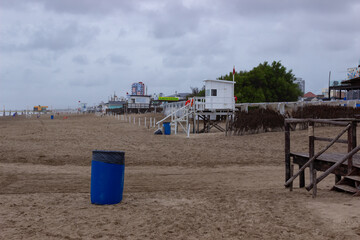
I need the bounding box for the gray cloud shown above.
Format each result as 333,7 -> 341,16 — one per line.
0,22 -> 99,53
0,0 -> 137,15
148,2 -> 203,38
72,54 -> 89,65
69,76 -> 109,87
25,22 -> 99,52
108,54 -> 132,65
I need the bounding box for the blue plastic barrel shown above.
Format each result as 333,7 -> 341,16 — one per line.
91,150 -> 125,205
163,122 -> 171,135
51,115 -> 54,119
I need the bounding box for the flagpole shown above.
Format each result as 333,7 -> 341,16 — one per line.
233,65 -> 235,83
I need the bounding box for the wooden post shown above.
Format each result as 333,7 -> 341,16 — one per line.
207,115 -> 210,132
309,122 -> 315,187
299,164 -> 305,188
230,113 -> 233,136
347,121 -> 357,174
285,122 -> 291,183
312,169 -> 317,198
290,164 -> 294,192
225,113 -> 229,136
197,114 -> 199,133
347,122 -> 353,174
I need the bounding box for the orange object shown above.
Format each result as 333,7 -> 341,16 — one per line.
185,99 -> 194,107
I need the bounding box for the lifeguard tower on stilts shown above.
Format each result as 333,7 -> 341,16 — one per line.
156,79 -> 236,136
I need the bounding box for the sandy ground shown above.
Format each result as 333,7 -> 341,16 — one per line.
0,113 -> 359,239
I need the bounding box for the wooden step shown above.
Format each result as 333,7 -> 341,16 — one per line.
345,175 -> 360,182
333,184 -> 358,194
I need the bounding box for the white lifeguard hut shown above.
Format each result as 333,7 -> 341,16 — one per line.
204,79 -> 235,110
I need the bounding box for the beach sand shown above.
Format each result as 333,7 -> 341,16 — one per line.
0,114 -> 359,239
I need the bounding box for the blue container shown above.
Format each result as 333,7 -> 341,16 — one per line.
163,122 -> 171,135
91,150 -> 125,205
50,115 -> 54,119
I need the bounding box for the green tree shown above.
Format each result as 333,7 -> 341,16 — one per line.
219,61 -> 302,103
187,86 -> 205,98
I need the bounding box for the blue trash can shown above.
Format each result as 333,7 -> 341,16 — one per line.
50,115 -> 54,119
163,122 -> 171,135
91,150 -> 125,205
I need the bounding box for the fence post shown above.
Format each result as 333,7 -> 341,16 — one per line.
347,121 -> 357,174
290,164 -> 294,191
309,121 -> 315,194
312,169 -> 317,198
285,122 -> 291,183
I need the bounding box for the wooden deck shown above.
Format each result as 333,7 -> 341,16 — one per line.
285,118 -> 360,196
291,152 -> 360,177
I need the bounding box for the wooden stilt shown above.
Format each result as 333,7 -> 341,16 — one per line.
299,164 -> 305,188
290,164 -> 294,192
312,169 -> 317,198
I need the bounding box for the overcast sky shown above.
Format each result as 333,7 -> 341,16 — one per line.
1,0 -> 360,109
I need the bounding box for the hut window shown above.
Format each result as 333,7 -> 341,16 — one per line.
211,89 -> 217,96
206,89 -> 210,96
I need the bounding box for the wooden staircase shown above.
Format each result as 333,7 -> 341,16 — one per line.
333,174 -> 360,196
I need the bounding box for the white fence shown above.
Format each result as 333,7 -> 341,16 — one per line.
236,99 -> 360,114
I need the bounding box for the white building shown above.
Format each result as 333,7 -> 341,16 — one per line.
128,95 -> 151,108
294,78 -> 305,94
204,79 -> 235,110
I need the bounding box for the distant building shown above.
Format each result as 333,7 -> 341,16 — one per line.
294,78 -> 305,94
128,95 -> 151,107
108,101 -> 126,110
166,92 -> 191,101
131,82 -> 146,95
303,92 -> 318,102
303,92 -> 317,98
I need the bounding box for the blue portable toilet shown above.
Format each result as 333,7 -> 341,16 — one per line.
91,150 -> 125,205
163,122 -> 171,135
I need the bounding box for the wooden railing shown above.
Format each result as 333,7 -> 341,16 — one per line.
284,118 -> 358,197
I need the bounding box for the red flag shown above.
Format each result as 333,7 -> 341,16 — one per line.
233,66 -> 235,75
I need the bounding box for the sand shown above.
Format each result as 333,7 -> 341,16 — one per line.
0,113 -> 359,239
